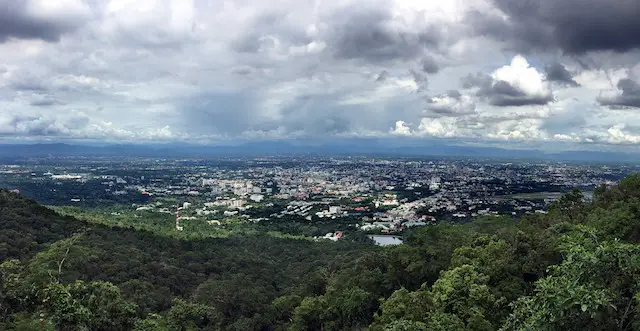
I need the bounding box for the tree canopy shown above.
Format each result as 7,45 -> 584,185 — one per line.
3,174 -> 640,330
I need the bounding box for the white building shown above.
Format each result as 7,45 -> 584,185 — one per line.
202,179 -> 216,186
229,199 -> 245,209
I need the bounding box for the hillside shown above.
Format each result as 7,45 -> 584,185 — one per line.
2,175 -> 640,330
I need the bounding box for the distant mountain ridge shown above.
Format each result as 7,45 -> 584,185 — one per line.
0,142 -> 638,162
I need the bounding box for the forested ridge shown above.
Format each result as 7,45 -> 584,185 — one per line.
3,175 -> 640,330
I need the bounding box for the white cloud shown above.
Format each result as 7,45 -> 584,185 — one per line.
604,125 -> 640,144
493,56 -> 550,98
26,0 -> 92,21
390,120 -> 412,136
417,118 -> 459,137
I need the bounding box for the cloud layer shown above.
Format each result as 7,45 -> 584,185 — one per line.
0,0 -> 639,149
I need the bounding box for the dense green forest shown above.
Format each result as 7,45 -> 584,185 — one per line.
3,175 -> 640,330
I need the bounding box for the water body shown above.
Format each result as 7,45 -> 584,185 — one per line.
368,235 -> 404,246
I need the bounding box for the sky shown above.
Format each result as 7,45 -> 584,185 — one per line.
1,0 -> 640,151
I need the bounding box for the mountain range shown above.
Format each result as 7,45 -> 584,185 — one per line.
0,141 -> 638,162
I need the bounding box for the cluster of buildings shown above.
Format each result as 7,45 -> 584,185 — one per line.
0,157 -> 634,239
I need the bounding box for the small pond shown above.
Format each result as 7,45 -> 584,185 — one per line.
368,235 -> 404,246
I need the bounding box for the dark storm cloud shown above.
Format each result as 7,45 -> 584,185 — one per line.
462,72 -> 553,107
230,2 -> 450,65
375,70 -> 389,82
485,81 -> 553,107
545,63 -> 580,87
323,4 -> 445,63
598,78 -> 640,108
420,56 -> 439,74
471,0 -> 640,54
0,0 -> 86,43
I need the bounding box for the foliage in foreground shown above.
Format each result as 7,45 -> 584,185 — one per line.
3,175 -> 640,330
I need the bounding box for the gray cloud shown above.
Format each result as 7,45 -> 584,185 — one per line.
462,73 -> 553,107
409,69 -> 428,92
487,81 -> 553,107
0,114 -> 88,136
541,107 -> 588,134
447,90 -> 462,98
323,3 -> 446,63
375,70 -> 389,82
470,0 -> 640,54
7,116 -> 61,136
425,90 -> 476,116
420,56 -> 439,74
461,73 -> 493,89
231,66 -> 255,76
545,63 -> 579,87
178,79 -> 424,139
228,1 -> 452,71
598,78 -> 640,108
0,0 -> 89,43
8,72 -> 49,92
231,11 -> 312,54
177,92 -> 258,136
29,95 -> 65,107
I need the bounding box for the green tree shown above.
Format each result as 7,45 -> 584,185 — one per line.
167,298 -> 220,331
192,275 -> 273,323
271,294 -> 302,322
430,265 -> 495,331
290,296 -> 327,331
2,312 -> 55,331
449,236 -> 526,323
548,188 -> 587,224
374,286 -> 433,326
133,313 -> 168,331
373,265 -> 496,331
501,226 -> 640,331
41,280 -> 138,331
